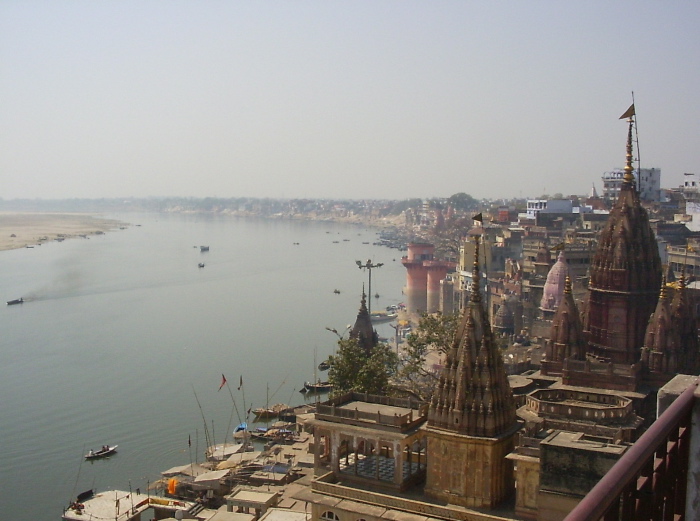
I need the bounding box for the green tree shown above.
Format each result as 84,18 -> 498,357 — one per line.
328,339 -> 399,395
447,192 -> 478,211
397,312 -> 461,400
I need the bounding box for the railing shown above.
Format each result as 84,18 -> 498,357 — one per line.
564,382 -> 698,521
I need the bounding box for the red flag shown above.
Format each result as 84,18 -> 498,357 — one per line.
237,375 -> 243,390
218,374 -> 227,391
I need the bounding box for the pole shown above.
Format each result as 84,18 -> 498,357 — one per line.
356,259 -> 383,314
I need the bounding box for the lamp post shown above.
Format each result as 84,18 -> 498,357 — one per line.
325,325 -> 351,340
390,323 -> 400,353
356,259 -> 383,314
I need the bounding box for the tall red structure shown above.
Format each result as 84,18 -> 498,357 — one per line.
401,243 -> 454,314
583,117 -> 661,365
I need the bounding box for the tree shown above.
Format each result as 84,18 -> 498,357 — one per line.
328,339 -> 399,395
447,192 -> 478,211
397,311 -> 461,400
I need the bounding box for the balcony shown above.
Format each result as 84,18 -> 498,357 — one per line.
564,376 -> 700,521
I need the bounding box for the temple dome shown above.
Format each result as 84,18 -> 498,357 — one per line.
540,251 -> 569,311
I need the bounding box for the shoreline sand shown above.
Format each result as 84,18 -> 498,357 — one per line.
0,212 -> 127,252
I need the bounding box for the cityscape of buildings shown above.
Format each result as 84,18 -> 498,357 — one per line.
55,116 -> 700,521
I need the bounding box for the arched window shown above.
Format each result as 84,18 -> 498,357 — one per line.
321,511 -> 339,521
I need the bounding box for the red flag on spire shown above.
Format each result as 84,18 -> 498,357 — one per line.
218,374 -> 227,391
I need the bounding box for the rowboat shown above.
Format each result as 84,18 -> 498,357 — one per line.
85,445 -> 117,459
252,403 -> 287,419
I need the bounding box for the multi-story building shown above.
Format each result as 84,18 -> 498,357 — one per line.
602,167 -> 661,203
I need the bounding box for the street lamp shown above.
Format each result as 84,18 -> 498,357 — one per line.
390,323 -> 400,353
356,259 -> 383,314
325,325 -> 351,340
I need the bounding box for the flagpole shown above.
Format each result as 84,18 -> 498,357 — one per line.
631,91 -> 641,193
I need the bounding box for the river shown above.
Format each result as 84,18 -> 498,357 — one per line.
0,213 -> 408,519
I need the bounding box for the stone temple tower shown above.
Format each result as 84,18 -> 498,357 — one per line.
425,236 -> 518,509
583,114 -> 662,365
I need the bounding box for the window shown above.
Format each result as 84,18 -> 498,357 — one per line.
321,512 -> 340,521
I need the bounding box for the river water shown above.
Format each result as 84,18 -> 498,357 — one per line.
0,213 -> 407,519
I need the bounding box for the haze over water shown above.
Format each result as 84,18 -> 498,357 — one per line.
0,214 -> 407,519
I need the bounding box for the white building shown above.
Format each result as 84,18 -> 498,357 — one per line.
602,168 -> 661,202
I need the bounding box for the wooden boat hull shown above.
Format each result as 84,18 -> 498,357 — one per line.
85,445 -> 118,459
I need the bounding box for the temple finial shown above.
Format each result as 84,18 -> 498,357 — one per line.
623,112 -> 635,185
471,235 -> 482,303
564,274 -> 572,295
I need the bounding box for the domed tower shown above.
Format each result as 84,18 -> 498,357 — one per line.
540,250 -> 570,316
493,300 -> 515,336
542,275 -> 585,376
425,236 -> 518,509
348,289 -> 379,355
585,115 -> 661,364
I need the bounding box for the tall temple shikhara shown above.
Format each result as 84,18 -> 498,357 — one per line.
584,117 -> 662,365
425,236 -> 518,508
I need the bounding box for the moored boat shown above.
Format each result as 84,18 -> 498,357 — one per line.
233,422 -> 250,441
370,310 -> 397,323
6,298 -> 23,305
300,380 -> 333,394
252,403 -> 287,419
85,445 -> 117,459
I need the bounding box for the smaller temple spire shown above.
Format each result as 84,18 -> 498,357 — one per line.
427,233 -> 515,438
348,285 -> 379,355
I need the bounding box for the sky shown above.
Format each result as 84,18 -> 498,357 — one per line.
1,2 -> 699,201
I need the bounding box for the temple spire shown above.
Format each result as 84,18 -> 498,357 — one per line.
427,233 -> 515,437
471,235 -> 482,303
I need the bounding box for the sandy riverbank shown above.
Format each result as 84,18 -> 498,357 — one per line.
0,213 -> 126,252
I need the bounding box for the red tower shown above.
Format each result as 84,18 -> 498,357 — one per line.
402,243 -> 455,314
401,243 -> 434,314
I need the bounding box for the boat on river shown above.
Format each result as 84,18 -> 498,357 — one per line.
6,298 -> 23,305
252,403 -> 287,419
370,311 -> 397,323
85,445 -> 117,459
300,380 -> 333,394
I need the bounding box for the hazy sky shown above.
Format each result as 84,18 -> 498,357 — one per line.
2,2 -> 699,201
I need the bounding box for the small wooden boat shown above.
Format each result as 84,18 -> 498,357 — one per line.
300,381 -> 333,394
198,263 -> 205,268
85,445 -> 118,459
6,298 -> 23,305
253,403 -> 287,419
318,360 -> 330,372
200,246 -> 209,252
233,422 -> 250,441
370,311 -> 397,323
